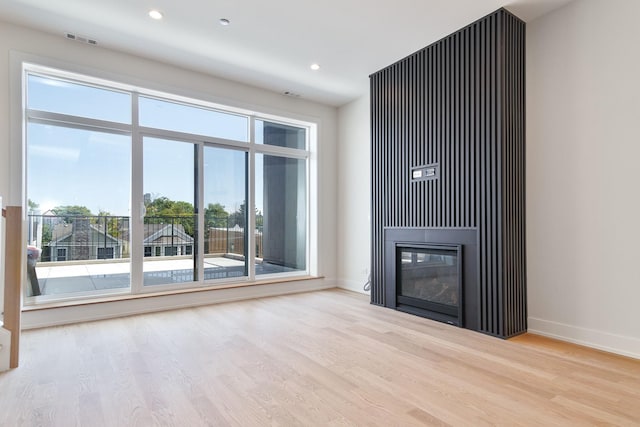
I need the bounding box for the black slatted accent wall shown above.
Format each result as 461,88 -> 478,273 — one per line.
370,9 -> 526,338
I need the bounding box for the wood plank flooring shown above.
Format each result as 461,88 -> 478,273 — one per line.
1,289 -> 638,426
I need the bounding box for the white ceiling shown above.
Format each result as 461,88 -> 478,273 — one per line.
0,0 -> 572,106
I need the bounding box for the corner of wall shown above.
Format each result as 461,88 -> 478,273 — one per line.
336,94 -> 371,297
336,278 -> 370,296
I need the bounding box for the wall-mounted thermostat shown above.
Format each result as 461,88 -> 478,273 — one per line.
411,163 -> 439,182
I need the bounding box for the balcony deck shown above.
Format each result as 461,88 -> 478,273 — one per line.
33,256 -> 246,295
26,214 -> 287,297
31,255 -> 299,298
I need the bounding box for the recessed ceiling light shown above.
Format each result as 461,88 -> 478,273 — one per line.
149,10 -> 163,20
310,63 -> 320,71
219,18 -> 230,26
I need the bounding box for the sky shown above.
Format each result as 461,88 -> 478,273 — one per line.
26,74 -> 263,217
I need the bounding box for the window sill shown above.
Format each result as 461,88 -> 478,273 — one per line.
22,275 -> 323,312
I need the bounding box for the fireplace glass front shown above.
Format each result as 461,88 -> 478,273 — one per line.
396,244 -> 462,325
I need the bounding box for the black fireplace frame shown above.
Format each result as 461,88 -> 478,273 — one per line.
384,228 -> 479,331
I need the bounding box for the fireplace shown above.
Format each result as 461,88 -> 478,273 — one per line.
370,9 -> 527,337
397,244 -> 462,325
385,228 -> 479,330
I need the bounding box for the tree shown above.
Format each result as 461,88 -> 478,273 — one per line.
93,210 -> 120,238
52,205 -> 93,223
41,223 -> 52,249
228,202 -> 246,228
228,202 -> 263,229
144,196 -> 195,236
28,199 -> 39,212
205,203 -> 228,228
144,196 -> 174,217
255,209 -> 264,229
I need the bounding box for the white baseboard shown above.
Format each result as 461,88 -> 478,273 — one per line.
22,278 -> 336,329
528,317 -> 640,359
336,278 -> 369,295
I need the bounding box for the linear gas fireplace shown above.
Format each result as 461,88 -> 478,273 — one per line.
385,228 -> 479,331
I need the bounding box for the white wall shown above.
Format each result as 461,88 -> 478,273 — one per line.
0,196 -> 4,324
527,0 -> 640,358
0,20 -> 338,325
336,94 -> 371,294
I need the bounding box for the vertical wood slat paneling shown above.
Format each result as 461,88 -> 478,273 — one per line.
500,11 -> 527,337
370,8 -> 525,338
477,19 -> 488,331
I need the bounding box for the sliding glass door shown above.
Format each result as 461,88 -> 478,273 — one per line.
203,146 -> 248,280
142,137 -> 197,286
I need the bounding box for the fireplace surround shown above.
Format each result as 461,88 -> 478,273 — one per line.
385,228 -> 479,330
370,8 -> 526,338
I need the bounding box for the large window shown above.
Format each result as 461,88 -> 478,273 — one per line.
23,65 -> 312,303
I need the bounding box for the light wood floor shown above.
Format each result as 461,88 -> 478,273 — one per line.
1,289 -> 638,426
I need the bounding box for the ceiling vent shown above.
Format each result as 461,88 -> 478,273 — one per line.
65,32 -> 98,46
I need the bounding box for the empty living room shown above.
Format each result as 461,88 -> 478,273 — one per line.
1,0 -> 639,425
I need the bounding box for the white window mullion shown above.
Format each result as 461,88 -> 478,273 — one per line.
27,110 -> 131,135
308,123 -> 317,276
197,142 -> 205,285
130,92 -> 144,294
253,144 -> 309,160
248,117 -> 256,281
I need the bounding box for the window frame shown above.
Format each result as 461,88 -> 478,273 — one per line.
19,60 -> 315,305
